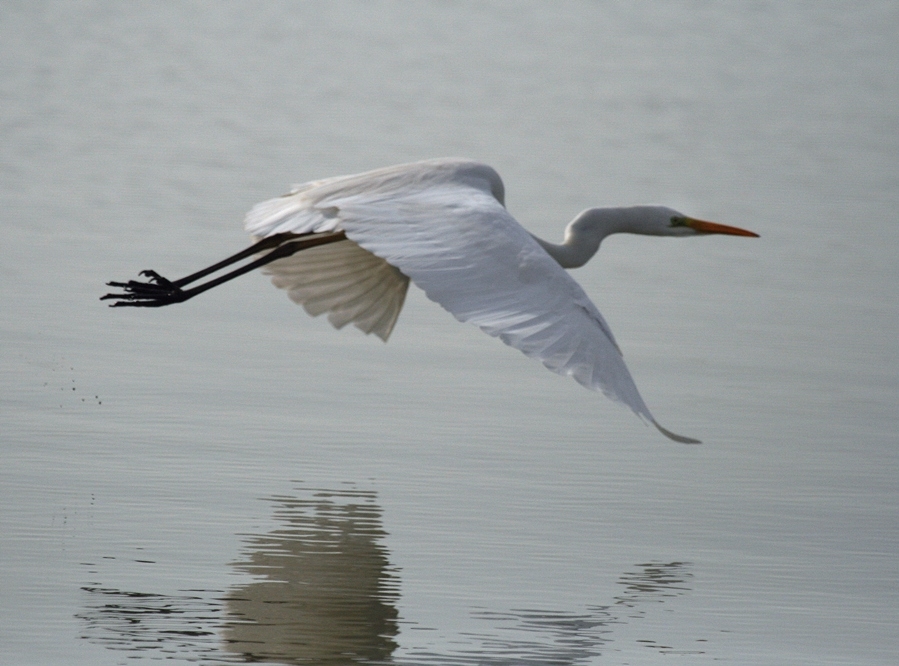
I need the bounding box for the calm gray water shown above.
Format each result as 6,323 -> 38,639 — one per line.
2,2 -> 897,664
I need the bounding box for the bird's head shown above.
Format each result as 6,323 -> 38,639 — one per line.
552,206 -> 759,268
625,205 -> 760,238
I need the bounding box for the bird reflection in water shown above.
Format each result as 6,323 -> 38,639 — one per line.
78,486 -> 699,664
222,487 -> 400,664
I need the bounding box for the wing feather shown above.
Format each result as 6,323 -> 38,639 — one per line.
244,159 -> 666,430
262,240 -> 409,341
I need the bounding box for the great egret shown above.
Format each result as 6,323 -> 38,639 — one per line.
103,158 -> 758,443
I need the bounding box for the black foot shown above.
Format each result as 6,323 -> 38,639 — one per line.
101,271 -> 188,307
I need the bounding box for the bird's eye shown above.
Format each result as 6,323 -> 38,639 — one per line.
669,216 -> 687,227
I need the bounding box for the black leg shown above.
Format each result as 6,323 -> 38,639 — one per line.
101,231 -> 347,307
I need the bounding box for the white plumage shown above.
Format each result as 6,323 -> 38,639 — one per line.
106,158 -> 759,443
262,240 -> 409,341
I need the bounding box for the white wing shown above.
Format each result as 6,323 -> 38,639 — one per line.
262,240 -> 409,342
245,159 -> 693,441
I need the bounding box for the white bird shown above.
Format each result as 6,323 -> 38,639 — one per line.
103,158 -> 758,443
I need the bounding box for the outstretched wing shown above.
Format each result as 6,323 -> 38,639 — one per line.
245,159 -> 692,440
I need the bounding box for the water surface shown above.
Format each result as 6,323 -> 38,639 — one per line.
2,2 -> 897,664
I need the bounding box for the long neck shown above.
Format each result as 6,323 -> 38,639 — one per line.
531,207 -> 637,268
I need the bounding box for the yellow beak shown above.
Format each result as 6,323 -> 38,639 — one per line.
685,218 -> 759,237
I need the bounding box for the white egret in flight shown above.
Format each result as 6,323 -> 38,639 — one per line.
103,158 -> 758,443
